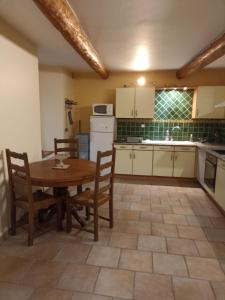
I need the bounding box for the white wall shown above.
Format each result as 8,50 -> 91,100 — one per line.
0,19 -> 42,238
39,68 -> 75,151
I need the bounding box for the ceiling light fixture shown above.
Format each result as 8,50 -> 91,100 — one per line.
137,76 -> 146,86
183,86 -> 188,90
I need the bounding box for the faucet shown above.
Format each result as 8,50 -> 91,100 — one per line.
170,126 -> 181,141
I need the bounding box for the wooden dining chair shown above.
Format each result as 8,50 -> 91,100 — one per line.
54,138 -> 79,158
6,149 -> 57,246
67,149 -> 115,241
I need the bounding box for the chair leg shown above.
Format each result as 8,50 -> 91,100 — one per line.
85,207 -> 90,220
10,201 -> 16,235
94,206 -> 99,241
66,198 -> 72,233
109,198 -> 114,228
28,211 -> 34,246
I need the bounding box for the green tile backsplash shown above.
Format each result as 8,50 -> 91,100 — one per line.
116,89 -> 225,143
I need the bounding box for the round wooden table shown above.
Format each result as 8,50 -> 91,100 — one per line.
29,158 -> 96,231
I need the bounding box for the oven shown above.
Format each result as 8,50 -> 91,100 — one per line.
204,152 -> 217,193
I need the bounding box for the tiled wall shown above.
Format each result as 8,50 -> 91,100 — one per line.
117,120 -> 225,143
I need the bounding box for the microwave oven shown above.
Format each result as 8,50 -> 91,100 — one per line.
92,104 -> 113,116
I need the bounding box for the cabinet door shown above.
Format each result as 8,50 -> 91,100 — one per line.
153,151 -> 173,176
193,86 -> 225,119
215,162 -> 225,211
116,88 -> 135,118
135,87 -> 155,118
115,149 -> 132,174
133,150 -> 153,176
173,152 -> 196,178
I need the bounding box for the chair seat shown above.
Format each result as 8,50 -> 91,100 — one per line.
16,191 -> 56,211
71,189 -> 110,207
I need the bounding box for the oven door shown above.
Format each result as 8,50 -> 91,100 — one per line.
204,160 -> 216,192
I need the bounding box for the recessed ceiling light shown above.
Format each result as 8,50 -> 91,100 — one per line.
183,86 -> 188,90
137,76 -> 145,86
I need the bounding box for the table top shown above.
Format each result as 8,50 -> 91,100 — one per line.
29,158 -> 96,187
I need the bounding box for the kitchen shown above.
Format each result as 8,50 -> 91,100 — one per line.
1,1 -> 225,299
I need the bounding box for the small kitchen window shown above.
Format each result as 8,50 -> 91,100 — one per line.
154,89 -> 194,120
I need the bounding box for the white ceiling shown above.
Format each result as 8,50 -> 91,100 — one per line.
0,0 -> 225,73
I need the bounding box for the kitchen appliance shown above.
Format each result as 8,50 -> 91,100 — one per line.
214,150 -> 225,155
126,137 -> 143,143
204,152 -> 217,192
92,104 -> 113,116
90,116 -> 116,162
75,133 -> 90,160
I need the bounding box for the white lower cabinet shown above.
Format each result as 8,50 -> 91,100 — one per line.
173,150 -> 196,178
115,149 -> 132,175
215,159 -> 225,210
153,146 -> 174,177
133,150 -> 153,176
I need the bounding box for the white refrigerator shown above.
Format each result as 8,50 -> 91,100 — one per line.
90,116 -> 116,162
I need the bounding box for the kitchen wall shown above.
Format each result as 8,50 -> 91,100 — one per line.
73,69 -> 225,132
0,19 -> 42,239
39,66 -> 75,151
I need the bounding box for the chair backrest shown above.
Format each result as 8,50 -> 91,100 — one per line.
54,138 -> 79,158
94,149 -> 115,203
6,149 -> 33,202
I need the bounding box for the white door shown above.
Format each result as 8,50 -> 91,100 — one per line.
133,150 -> 153,175
90,132 -> 113,162
153,151 -> 174,176
135,87 -> 155,118
215,160 -> 225,211
115,149 -> 132,174
173,152 -> 196,178
90,116 -> 115,132
116,88 -> 135,118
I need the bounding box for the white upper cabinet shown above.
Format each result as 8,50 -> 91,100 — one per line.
192,86 -> 225,119
116,87 -> 155,118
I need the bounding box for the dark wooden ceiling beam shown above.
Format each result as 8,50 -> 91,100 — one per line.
176,32 -> 225,79
33,0 -> 109,79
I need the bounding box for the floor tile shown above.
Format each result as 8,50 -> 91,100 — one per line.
134,272 -> 174,300
167,237 -> 199,256
53,244 -> 91,264
109,232 -> 137,249
87,246 -> 120,268
72,291 -> 111,300
57,264 -> 99,292
153,253 -> 188,276
211,281 -> 225,300
119,249 -> 152,272
211,242 -> 225,263
186,215 -> 212,227
151,204 -> 172,214
0,255 -> 34,283
164,214 -> 187,225
204,228 -> 225,242
178,225 -> 207,240
173,277 -> 215,300
210,217 -> 225,229
140,211 -> 163,223
21,260 -> 67,287
186,256 -> 225,281
138,235 -> 167,253
29,287 -> 73,300
0,282 -> 34,300
95,268 -> 134,299
195,241 -> 216,258
116,210 -> 140,221
172,206 -> 194,216
152,223 -> 178,238
125,221 -> 151,234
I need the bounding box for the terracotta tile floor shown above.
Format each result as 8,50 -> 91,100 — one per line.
1,180 -> 225,299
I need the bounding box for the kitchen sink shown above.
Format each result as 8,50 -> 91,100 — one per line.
142,140 -> 194,145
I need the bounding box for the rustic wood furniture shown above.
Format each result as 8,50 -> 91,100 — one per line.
54,138 -> 79,158
67,149 -> 115,241
6,149 -> 57,246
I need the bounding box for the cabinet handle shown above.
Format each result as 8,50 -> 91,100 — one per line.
171,153 -> 173,160
196,109 -> 199,117
133,152 -> 135,159
135,110 -> 138,117
129,152 -> 132,159
131,109 -> 134,117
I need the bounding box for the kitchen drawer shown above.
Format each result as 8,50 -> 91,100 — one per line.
154,145 -> 174,151
175,146 -> 196,152
114,144 -> 133,150
218,159 -> 225,169
133,145 -> 153,151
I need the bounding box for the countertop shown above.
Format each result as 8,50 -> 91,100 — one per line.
114,140 -> 225,161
